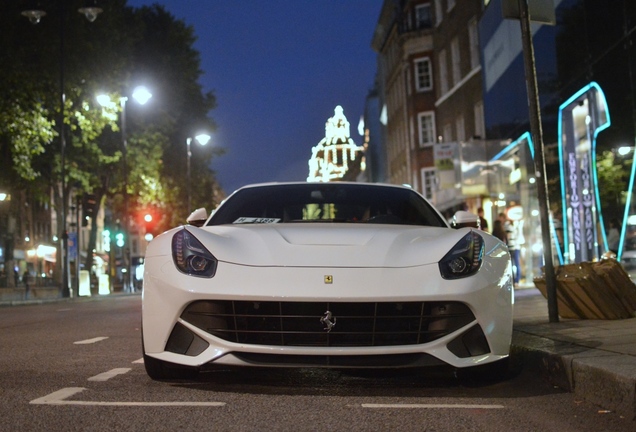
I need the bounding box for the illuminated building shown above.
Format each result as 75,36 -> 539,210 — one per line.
307,106 -> 366,182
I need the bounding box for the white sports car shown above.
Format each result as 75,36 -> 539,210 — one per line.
142,182 -> 513,380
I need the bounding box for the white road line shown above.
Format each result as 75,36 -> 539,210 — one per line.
31,387 -> 86,404
74,337 -> 109,345
362,403 -> 505,409
30,387 -> 226,407
132,358 -> 144,364
88,368 -> 131,382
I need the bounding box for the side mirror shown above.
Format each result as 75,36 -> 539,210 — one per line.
452,210 -> 480,229
186,208 -> 208,227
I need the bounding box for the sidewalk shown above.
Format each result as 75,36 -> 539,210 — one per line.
513,287 -> 636,420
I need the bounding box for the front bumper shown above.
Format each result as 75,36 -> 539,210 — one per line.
142,255 -> 513,370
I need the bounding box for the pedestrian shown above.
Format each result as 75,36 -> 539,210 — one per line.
492,220 -> 507,244
477,207 -> 489,232
503,214 -> 522,286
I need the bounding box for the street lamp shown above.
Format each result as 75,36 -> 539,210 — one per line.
186,134 -> 211,212
97,86 -> 152,292
22,1 -> 103,298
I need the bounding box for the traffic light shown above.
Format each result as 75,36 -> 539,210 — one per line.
115,223 -> 125,247
103,229 -> 111,253
115,232 -> 125,248
138,208 -> 159,241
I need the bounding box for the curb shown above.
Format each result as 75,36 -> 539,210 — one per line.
512,330 -> 636,420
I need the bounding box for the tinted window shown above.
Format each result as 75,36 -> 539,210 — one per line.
208,184 -> 446,227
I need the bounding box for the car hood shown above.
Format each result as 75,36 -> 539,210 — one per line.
175,224 -> 476,268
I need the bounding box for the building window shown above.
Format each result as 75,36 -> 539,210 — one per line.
438,49 -> 448,94
421,168 -> 437,201
468,19 -> 480,70
414,57 -> 433,92
418,111 -> 436,147
434,0 -> 443,26
450,37 -> 460,86
415,4 -> 432,29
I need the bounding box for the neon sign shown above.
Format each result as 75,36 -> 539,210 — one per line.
558,82 -> 610,263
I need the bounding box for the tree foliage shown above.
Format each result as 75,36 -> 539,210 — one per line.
0,0 -> 220,279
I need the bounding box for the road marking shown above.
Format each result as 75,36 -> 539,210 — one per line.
361,403 -> 505,409
30,388 -> 226,407
74,337 -> 109,345
88,368 -> 131,382
31,388 -> 86,404
132,358 -> 144,364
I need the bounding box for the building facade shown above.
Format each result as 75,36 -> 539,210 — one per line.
372,0 -> 436,198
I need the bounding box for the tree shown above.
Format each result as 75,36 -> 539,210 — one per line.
0,1 -> 221,287
596,149 -> 633,220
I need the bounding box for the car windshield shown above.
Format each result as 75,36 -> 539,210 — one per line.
207,183 -> 447,227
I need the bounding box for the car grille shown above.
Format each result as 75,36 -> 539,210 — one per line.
181,300 -> 475,347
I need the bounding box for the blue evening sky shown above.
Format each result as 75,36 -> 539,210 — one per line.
125,1 -> 383,195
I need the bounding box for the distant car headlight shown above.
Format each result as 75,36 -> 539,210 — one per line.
439,231 -> 484,279
172,228 -> 217,278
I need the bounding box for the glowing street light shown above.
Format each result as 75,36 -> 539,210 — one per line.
22,1 -> 103,298
97,86 -> 153,292
186,133 -> 211,212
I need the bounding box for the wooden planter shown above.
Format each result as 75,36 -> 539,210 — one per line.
534,260 -> 636,320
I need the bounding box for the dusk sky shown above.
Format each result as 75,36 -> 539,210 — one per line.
126,0 -> 383,195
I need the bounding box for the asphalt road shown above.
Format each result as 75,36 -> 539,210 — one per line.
0,296 -> 633,431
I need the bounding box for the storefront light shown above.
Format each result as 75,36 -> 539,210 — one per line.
37,245 -> 56,257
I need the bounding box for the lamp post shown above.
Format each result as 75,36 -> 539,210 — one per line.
22,1 -> 103,298
0,192 -> 9,288
97,86 -> 152,292
186,134 -> 211,212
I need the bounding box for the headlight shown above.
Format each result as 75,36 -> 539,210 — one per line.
439,231 -> 484,279
172,228 -> 217,278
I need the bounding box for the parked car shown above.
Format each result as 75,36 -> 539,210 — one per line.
141,182 -> 513,380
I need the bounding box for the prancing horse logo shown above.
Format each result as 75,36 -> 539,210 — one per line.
320,311 -> 336,332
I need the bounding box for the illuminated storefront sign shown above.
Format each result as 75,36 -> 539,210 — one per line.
557,82 -> 610,263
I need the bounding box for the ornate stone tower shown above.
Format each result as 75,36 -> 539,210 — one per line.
307,106 -> 366,182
